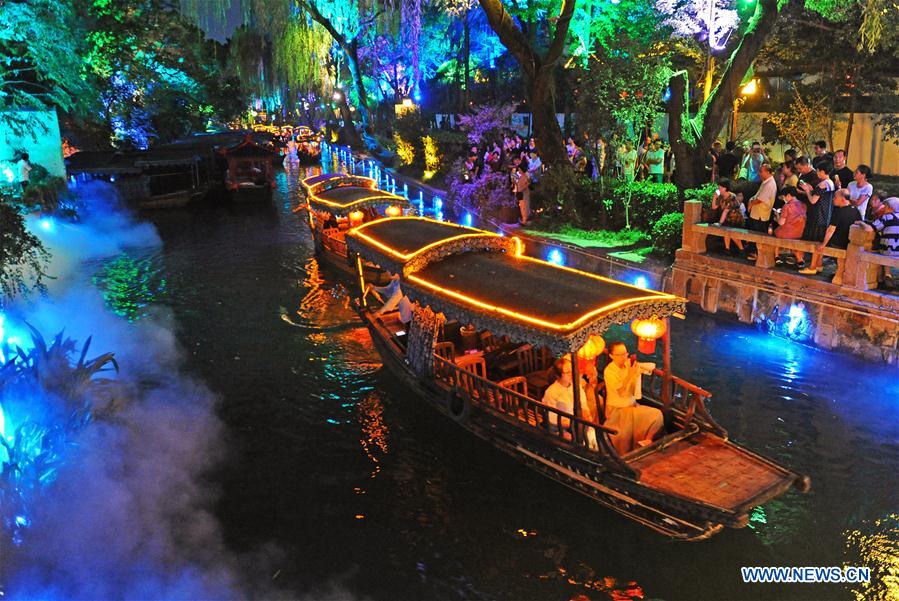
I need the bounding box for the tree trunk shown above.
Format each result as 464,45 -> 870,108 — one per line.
345,39 -> 373,136
337,95 -> 362,147
667,0 -> 783,188
844,71 -> 858,151
477,0 -> 575,168
532,68 -> 568,168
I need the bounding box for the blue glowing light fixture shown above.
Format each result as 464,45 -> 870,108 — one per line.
39,218 -> 54,232
787,302 -> 807,336
463,212 -> 473,227
433,197 -> 443,210
634,275 -> 649,289
547,248 -> 565,266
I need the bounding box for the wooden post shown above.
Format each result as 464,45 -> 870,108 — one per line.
662,320 -> 672,411
681,201 -> 706,253
570,351 -> 582,445
845,224 -> 878,290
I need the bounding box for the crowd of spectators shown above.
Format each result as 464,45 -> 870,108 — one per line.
705,139 -> 898,285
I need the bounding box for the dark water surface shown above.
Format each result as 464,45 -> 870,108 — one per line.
133,165 -> 897,600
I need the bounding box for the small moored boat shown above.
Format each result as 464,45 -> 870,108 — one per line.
345,217 -> 810,540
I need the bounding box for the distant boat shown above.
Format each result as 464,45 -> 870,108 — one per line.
299,173 -> 410,283
218,135 -> 278,201
65,130 -> 285,208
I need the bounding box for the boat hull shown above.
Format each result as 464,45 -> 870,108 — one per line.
359,308 -> 733,540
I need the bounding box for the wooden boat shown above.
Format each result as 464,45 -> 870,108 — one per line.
295,126 -> 322,163
299,173 -> 411,283
345,217 -> 811,540
219,135 -> 278,201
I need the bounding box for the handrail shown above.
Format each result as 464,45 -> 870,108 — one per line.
433,354 -> 640,477
643,368 -> 727,438
859,249 -> 899,268
693,223 -> 847,258
681,201 -> 896,294
433,355 -> 620,436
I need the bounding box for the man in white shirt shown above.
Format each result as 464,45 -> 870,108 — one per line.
847,165 -> 873,220
602,342 -> 664,455
746,163 -> 776,261
543,357 -> 598,450
17,153 -> 32,191
646,141 -> 665,183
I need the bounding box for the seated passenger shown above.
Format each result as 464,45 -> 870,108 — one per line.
542,357 -> 598,451
603,341 -> 664,455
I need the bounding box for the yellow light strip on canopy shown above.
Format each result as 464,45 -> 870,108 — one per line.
348,216 -> 500,261
406,272 -> 670,332
308,192 -> 407,210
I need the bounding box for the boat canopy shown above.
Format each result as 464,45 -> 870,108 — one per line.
301,173 -> 408,216
346,216 -> 518,276
348,218 -> 685,355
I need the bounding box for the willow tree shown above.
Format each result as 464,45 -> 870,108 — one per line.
477,0 -> 575,168
273,18 -> 334,126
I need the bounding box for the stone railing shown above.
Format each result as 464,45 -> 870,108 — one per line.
681,200 -> 898,292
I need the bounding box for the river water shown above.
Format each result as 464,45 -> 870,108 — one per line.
124,164 -> 896,600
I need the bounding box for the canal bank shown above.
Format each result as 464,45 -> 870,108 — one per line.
676,201 -> 899,366
330,146 -> 899,367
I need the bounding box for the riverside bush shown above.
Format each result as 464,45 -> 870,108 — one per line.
651,212 -> 684,257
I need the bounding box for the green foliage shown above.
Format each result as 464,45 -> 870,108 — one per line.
0,326 -> 121,546
609,180 -> 680,232
533,167 -> 595,226
575,0 -> 671,144
0,203 -> 49,303
524,224 -> 650,248
0,1 -> 90,114
79,0 -> 249,146
683,182 -> 719,207
651,212 -> 684,257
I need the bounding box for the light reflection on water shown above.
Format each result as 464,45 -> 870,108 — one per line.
116,166 -> 898,600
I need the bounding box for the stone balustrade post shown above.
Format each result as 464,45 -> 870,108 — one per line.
681,201 -> 706,253
844,223 -> 878,290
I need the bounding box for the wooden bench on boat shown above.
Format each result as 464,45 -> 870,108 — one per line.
346,217 -> 810,540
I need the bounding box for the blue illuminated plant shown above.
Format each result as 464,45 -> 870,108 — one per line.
0,324 -> 119,550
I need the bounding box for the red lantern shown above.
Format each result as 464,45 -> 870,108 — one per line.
631,317 -> 667,354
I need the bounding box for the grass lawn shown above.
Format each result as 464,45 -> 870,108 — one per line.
522,224 -> 650,249
609,247 -> 654,263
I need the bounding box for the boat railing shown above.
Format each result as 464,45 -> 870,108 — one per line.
321,227 -> 348,256
643,368 -> 727,437
433,355 -> 635,474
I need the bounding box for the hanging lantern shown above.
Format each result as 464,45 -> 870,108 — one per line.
576,334 -> 606,375
631,317 -> 667,354
385,205 -> 402,217
348,210 -> 364,227
577,335 -> 606,360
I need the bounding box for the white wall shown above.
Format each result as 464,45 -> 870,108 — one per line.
0,109 -> 66,180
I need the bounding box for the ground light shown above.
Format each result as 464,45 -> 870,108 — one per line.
634,275 -> 649,289
547,248 -> 565,266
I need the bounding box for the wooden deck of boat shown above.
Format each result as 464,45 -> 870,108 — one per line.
628,432 -> 791,511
